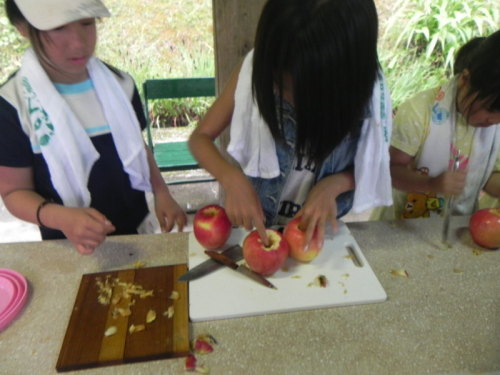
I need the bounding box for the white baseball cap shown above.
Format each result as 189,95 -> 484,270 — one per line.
14,0 -> 110,31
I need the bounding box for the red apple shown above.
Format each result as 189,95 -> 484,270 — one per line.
469,208 -> 500,249
283,216 -> 322,262
243,229 -> 289,275
193,204 -> 232,249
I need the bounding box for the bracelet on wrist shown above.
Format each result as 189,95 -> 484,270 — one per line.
36,200 -> 54,229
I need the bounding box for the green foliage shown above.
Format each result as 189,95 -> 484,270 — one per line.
96,0 -> 215,128
0,0 -> 28,82
381,0 -> 500,107
97,0 -> 214,85
148,96 -> 214,128
383,53 -> 447,108
1,0 -> 499,119
0,0 -> 214,127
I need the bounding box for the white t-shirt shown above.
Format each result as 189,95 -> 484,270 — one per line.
53,80 -> 110,138
275,156 -> 316,225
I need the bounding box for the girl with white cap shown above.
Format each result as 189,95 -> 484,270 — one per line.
0,0 -> 187,254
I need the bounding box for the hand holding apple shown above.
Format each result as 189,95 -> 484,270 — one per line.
469,208 -> 500,249
283,216 -> 322,262
193,204 -> 232,249
243,229 -> 289,275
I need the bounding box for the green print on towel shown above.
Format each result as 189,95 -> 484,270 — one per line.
22,77 -> 54,147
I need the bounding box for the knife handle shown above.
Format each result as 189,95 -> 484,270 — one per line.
205,250 -> 238,270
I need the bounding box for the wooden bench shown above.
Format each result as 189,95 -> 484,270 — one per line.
142,77 -> 216,185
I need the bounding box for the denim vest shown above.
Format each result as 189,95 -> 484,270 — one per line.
248,101 -> 360,226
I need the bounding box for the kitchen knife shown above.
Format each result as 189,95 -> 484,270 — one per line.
204,250 -> 277,290
178,245 -> 243,282
441,153 -> 461,247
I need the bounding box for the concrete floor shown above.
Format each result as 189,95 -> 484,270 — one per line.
0,169 -> 371,244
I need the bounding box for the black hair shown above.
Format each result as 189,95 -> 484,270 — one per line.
5,0 -> 25,24
5,0 -> 55,69
252,0 -> 380,165
464,30 -> 500,113
453,37 -> 485,75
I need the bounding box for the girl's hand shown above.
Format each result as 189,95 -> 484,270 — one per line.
296,172 -> 354,250
154,188 -> 187,233
50,206 -> 116,254
222,169 -> 268,245
429,170 -> 467,196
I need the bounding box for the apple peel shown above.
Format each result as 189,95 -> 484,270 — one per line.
390,269 -> 409,277
184,355 -> 209,373
185,334 -> 217,373
193,336 -> 215,354
146,309 -> 156,323
163,306 -> 175,318
128,324 -> 145,334
308,275 -> 329,288
185,354 -> 197,371
104,326 -> 117,337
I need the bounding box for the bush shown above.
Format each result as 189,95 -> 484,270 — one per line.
0,0 -> 28,82
1,0 -> 499,117
381,0 -> 500,107
148,96 -> 214,128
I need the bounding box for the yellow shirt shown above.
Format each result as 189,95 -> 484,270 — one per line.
372,86 -> 500,220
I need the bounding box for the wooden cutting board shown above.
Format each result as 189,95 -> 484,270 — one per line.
56,264 -> 190,372
188,221 -> 387,321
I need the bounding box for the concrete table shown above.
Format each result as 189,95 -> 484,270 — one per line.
0,216 -> 498,375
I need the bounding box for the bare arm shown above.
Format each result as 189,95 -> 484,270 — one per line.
0,166 -> 115,254
390,146 -> 466,195
145,144 -> 187,232
188,64 -> 268,244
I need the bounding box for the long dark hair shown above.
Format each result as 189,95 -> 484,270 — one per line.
453,37 -> 485,75
252,0 -> 380,165
463,30 -> 500,113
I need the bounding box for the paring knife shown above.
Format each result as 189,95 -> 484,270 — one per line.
441,153 -> 461,247
204,250 -> 277,290
178,245 -> 243,282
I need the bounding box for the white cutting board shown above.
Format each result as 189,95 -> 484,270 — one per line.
188,221 -> 387,322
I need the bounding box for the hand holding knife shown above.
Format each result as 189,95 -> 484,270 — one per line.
205,250 -> 277,290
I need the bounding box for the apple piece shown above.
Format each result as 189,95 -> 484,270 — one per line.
184,354 -> 198,372
469,208 -> 500,249
243,229 -> 289,276
283,216 -> 322,262
193,205 -> 232,250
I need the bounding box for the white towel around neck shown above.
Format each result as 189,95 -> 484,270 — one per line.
17,48 -> 151,207
227,50 -> 393,213
417,77 -> 500,214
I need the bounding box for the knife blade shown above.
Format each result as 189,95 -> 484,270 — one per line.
204,250 -> 277,290
178,245 -> 243,282
441,152 -> 461,248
